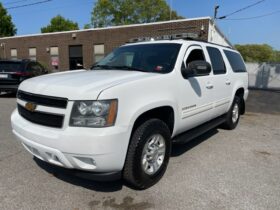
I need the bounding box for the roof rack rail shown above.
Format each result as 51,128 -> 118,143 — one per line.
128,33 -> 233,49
171,33 -> 199,40
181,38 -> 233,49
129,33 -> 199,43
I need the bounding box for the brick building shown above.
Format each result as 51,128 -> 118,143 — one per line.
0,17 -> 230,71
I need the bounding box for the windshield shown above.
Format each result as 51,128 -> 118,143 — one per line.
0,62 -> 22,72
91,43 -> 181,73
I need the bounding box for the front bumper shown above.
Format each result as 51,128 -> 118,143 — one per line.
11,109 -> 132,173
34,156 -> 122,181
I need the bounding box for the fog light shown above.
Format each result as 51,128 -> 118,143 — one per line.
73,156 -> 97,170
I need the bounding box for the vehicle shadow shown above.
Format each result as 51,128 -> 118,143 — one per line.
171,128 -> 219,157
34,128 -> 219,192
34,157 -> 125,192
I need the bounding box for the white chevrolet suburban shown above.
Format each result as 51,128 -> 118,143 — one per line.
11,38 -> 248,189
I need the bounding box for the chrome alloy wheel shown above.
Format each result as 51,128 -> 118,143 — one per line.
232,103 -> 239,123
141,134 -> 166,175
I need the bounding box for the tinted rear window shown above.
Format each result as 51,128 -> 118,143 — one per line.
224,50 -> 247,72
206,47 -> 226,74
0,62 -> 22,72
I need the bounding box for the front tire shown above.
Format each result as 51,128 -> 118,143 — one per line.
221,96 -> 241,130
123,119 -> 171,190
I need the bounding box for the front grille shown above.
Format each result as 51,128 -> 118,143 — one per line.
18,104 -> 64,128
17,90 -> 68,109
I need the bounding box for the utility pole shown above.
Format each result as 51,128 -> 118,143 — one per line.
211,5 -> 220,43
214,5 -> 220,20
170,0 -> 173,20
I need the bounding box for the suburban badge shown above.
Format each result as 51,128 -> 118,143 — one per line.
25,102 -> 37,112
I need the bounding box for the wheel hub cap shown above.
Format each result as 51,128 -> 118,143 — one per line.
141,134 -> 166,175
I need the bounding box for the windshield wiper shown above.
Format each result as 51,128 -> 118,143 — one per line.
91,65 -> 146,72
91,64 -> 115,70
112,66 -> 146,72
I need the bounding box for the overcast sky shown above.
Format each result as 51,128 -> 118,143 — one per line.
2,0 -> 280,49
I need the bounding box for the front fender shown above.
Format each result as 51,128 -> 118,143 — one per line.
96,73 -> 180,136
128,100 -> 179,136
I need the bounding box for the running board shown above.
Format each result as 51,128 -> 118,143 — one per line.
172,115 -> 226,144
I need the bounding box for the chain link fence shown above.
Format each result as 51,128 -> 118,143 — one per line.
246,62 -> 280,90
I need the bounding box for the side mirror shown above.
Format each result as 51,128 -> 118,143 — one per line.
181,60 -> 211,79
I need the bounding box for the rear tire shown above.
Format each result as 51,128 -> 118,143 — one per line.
221,96 -> 241,130
123,119 -> 171,190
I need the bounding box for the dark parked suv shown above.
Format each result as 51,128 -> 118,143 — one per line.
0,59 -> 47,93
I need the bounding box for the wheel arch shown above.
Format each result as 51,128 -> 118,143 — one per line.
234,87 -> 245,115
122,105 -> 176,177
131,105 -> 176,137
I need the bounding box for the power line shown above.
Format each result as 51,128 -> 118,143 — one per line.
6,0 -> 52,10
3,0 -> 29,6
218,10 -> 280,21
8,0 -> 94,14
218,0 -> 266,19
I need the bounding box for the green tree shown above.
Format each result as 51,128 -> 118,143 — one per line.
90,0 -> 184,28
41,15 -> 79,33
271,50 -> 280,62
84,23 -> 91,29
0,2 -> 17,37
235,44 -> 275,62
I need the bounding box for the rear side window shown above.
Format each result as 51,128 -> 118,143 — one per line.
0,62 -> 22,72
207,47 -> 226,74
224,50 -> 247,72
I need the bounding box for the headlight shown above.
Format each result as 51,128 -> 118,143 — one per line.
70,99 -> 118,127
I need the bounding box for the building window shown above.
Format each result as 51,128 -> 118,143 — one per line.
50,47 -> 59,67
50,46 -> 59,56
10,49 -> 17,60
29,48 -> 37,61
94,44 -> 104,63
69,45 -> 83,70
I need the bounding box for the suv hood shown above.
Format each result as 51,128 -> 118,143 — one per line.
19,70 -> 159,100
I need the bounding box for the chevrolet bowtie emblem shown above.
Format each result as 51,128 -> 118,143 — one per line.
25,102 -> 37,112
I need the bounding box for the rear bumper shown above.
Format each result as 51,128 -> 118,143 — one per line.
0,84 -> 19,91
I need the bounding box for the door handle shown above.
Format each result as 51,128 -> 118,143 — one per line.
206,83 -> 214,89
225,80 -> 231,85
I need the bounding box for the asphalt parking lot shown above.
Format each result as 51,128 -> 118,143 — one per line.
0,90 -> 279,210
